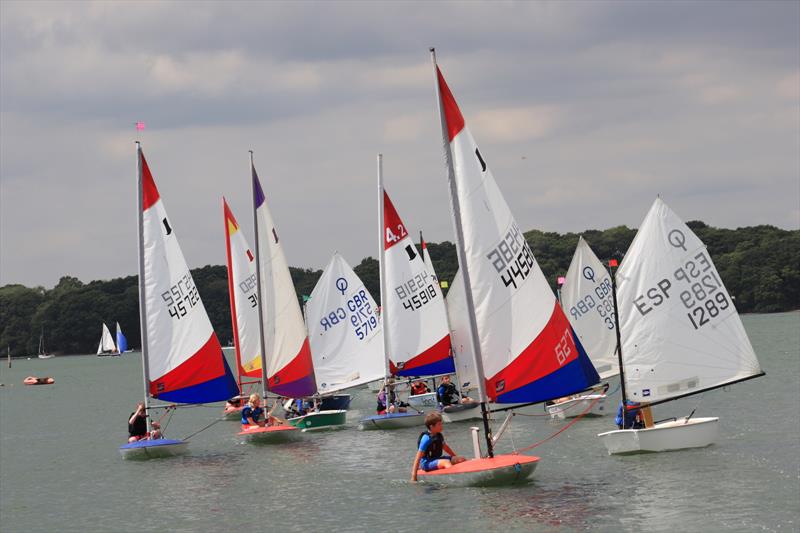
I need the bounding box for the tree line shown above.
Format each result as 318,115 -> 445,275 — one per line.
1,222 -> 797,356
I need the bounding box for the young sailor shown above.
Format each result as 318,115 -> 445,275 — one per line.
241,393 -> 284,428
410,412 -> 466,482
615,400 -> 644,429
127,402 -> 148,442
436,375 -> 473,407
410,380 -> 430,396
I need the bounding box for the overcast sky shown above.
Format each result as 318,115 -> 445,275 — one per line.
1,0 -> 798,288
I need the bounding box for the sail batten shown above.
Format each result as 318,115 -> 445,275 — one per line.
617,198 -> 762,404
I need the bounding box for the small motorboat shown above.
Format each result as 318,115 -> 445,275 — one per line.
23,376 -> 54,386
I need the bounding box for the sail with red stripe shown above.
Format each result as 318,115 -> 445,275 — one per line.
139,148 -> 238,403
252,163 -> 316,398
381,187 -> 454,377
434,65 -> 598,403
223,198 -> 262,386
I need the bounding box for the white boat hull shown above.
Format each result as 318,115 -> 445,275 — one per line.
547,394 -> 608,419
359,412 -> 425,430
441,402 -> 482,423
408,392 -> 437,409
119,439 -> 189,460
597,416 -> 719,455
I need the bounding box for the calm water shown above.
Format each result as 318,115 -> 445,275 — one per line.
1,312 -> 798,532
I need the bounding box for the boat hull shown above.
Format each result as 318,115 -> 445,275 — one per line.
119,439 -> 188,459
441,402 -> 482,423
597,416 -> 719,455
547,394 -> 608,419
318,394 -> 352,411
359,411 -> 425,430
408,392 -> 437,409
288,410 -> 347,431
238,424 -> 301,443
418,454 -> 539,487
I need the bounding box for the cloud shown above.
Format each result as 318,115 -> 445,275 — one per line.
1,0 -> 798,287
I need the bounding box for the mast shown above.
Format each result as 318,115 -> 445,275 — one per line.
135,142 -> 152,432
377,154 -> 392,397
608,260 -> 628,409
251,151 -> 270,400
430,48 -> 494,458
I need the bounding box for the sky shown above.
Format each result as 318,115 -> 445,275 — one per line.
1,1 -> 798,289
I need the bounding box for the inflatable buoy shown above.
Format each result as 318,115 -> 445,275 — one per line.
23,376 -> 54,385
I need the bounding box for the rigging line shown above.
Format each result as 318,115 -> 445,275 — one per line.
512,396 -> 601,455
182,417 -> 226,441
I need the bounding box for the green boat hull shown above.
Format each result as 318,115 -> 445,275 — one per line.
288,409 -> 347,431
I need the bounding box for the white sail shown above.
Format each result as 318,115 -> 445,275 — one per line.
616,198 -> 762,404
381,187 -> 453,377
223,199 -> 262,381
97,323 -> 117,354
139,148 -> 237,402
561,237 -> 619,379
307,253 -> 385,394
252,166 -> 316,398
433,66 -> 599,404
445,270 -> 479,392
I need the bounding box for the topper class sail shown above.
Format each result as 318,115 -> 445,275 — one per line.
120,144 -> 238,459
597,198 -> 764,454
359,156 -> 455,430
247,155 -> 344,435
421,49 -> 600,485
413,234 -> 482,423
222,198 -> 263,420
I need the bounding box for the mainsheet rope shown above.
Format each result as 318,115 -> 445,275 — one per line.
510,395 -> 603,455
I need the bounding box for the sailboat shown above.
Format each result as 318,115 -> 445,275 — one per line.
97,323 -> 119,356
421,49 -> 600,485
414,233 -> 482,423
119,144 -> 239,459
359,157 -> 455,430
36,329 -> 54,359
306,253 -> 385,420
116,322 -> 130,353
223,198 -> 263,421
597,198 -> 764,454
547,237 -> 618,418
248,154 -> 344,435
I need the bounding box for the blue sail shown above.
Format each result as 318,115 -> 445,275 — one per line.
116,323 -> 129,353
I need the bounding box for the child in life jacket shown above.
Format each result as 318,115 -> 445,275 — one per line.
410,412 -> 466,481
